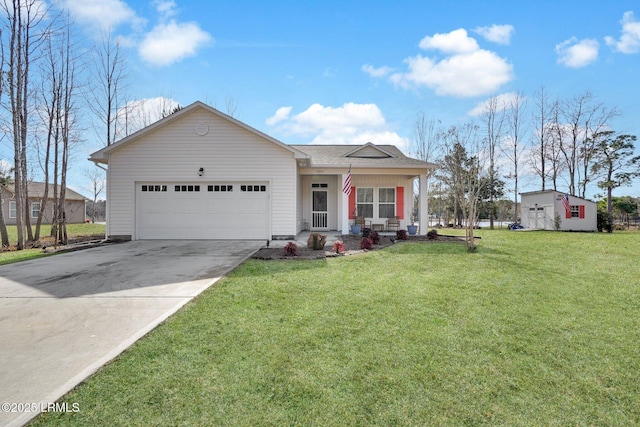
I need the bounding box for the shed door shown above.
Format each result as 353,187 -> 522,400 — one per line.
136,182 -> 269,239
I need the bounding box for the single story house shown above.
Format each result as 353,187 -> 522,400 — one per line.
0,182 -> 87,225
520,190 -> 597,231
89,101 -> 436,241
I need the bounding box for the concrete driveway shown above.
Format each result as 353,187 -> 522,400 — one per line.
0,240 -> 262,427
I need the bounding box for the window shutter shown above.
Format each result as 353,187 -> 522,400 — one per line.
348,187 -> 356,219
396,187 -> 404,219
565,208 -> 571,219
579,205 -> 585,219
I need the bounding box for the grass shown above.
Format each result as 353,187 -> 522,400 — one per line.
0,223 -> 105,265
30,230 -> 640,426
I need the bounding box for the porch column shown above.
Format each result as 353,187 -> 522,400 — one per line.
340,173 -> 350,234
418,173 -> 429,234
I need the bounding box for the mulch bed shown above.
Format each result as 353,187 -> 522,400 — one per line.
252,232 -> 467,260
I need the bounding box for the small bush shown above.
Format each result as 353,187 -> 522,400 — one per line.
360,237 -> 373,250
332,241 -> 345,254
283,242 -> 298,256
362,227 -> 371,238
369,230 -> 380,244
427,229 -> 439,240
396,229 -> 408,240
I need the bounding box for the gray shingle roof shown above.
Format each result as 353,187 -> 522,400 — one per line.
3,182 -> 87,201
291,144 -> 437,169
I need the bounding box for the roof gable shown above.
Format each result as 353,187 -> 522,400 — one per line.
90,101 -> 308,163
343,142 -> 396,159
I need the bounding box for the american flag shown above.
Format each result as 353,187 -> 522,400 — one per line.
342,166 -> 352,196
562,193 -> 571,212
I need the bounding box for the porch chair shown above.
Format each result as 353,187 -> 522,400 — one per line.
386,216 -> 400,232
355,215 -> 370,229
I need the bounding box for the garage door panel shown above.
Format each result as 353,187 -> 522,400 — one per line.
136,182 -> 269,240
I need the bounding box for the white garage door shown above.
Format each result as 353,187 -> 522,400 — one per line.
136,182 -> 269,239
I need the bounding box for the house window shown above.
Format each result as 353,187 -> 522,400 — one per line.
356,188 -> 373,217
571,205 -> 579,218
31,202 -> 41,219
570,205 -> 585,219
378,188 -> 395,218
142,185 -> 167,192
175,185 -> 199,192
9,201 -> 16,218
240,185 -> 266,192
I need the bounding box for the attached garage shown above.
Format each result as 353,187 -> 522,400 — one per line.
136,182 -> 269,239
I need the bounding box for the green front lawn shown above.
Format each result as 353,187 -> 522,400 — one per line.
0,223 -> 105,265
31,231 -> 640,426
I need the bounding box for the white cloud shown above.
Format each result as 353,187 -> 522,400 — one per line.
62,0 -> 143,31
266,103 -> 410,151
265,106 -> 292,126
473,24 -> 515,45
468,92 -> 519,116
418,28 -> 479,54
362,64 -> 394,78
367,28 -> 513,98
154,0 -> 178,19
605,11 -> 640,54
390,49 -> 513,97
138,20 -> 212,66
555,37 -> 599,68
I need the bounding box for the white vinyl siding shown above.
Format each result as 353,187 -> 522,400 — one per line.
106,108 -> 298,240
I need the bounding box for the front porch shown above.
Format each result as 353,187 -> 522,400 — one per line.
299,173 -> 429,235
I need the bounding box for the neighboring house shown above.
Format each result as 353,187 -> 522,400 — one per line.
89,101 -> 436,241
0,182 -> 87,225
520,190 -> 597,231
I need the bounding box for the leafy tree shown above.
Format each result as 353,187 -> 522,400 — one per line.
591,132 -> 640,232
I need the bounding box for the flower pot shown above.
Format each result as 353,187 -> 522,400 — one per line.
350,224 -> 361,235
407,225 -> 418,235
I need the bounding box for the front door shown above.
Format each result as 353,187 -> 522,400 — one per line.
312,190 -> 328,230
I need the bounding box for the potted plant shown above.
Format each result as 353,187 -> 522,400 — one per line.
407,209 -> 418,235
350,208 -> 362,235
350,222 -> 361,235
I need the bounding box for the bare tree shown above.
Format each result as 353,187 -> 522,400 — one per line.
85,167 -> 105,223
481,95 -> 505,229
225,96 -> 239,117
0,164 -> 11,247
503,92 -> 527,221
439,123 -> 486,251
87,31 -> 129,146
546,101 -> 565,191
1,0 -> 50,249
0,28 -> 9,248
411,112 -> 440,228
531,86 -> 552,190
559,91 -> 618,197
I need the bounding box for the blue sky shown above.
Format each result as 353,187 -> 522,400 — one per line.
61,0 -> 640,198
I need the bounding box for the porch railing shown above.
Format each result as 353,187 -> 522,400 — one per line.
312,212 -> 328,229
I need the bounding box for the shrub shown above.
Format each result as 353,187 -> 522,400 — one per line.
360,237 -> 373,250
427,229 -> 439,240
283,242 -> 298,256
332,241 -> 344,254
369,230 -> 380,244
362,227 -> 371,238
396,229 -> 408,240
